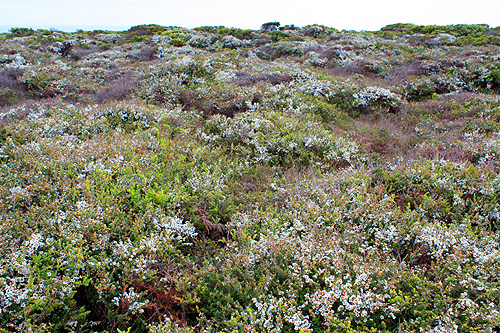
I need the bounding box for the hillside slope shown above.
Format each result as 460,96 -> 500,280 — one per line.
1,23 -> 499,332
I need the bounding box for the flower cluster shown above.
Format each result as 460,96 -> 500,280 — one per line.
353,86 -> 400,108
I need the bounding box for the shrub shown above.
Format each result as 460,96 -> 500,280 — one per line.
381,23 -> 489,38
376,159 -> 500,228
193,26 -> 224,34
125,24 -> 166,42
198,112 -> 361,168
380,23 -> 420,33
353,86 -> 400,109
399,76 -> 436,102
261,22 -> 280,32
257,41 -> 303,60
19,70 -> 56,97
292,77 -> 359,111
304,52 -> 327,67
310,100 -> 345,122
216,27 -> 255,40
49,40 -> 75,57
303,25 -> 327,38
135,58 -> 213,105
9,27 -> 35,37
267,30 -> 290,42
432,73 -> 466,93
95,33 -> 122,44
169,38 -> 186,47
220,35 -> 246,49
280,24 -> 299,31
180,83 -> 260,118
188,36 -> 211,48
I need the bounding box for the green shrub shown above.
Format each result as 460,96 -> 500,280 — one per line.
193,26 -> 225,33
125,24 -> 166,42
381,23 -> 489,38
399,77 -> 436,102
9,27 -> 35,37
216,27 -> 254,40
267,30 -> 290,42
169,38 -> 186,47
129,35 -> 148,43
261,21 -> 280,32
19,70 -> 57,97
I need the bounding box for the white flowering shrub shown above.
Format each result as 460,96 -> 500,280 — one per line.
220,36 -> 249,49
187,36 -> 211,48
377,159 -> 500,229
432,73 -> 467,93
0,233 -> 88,331
193,163 -> 500,332
95,33 -> 122,44
199,112 -> 362,168
135,58 -> 212,106
104,104 -> 151,131
398,76 -> 436,101
456,61 -> 500,92
353,86 -> 400,108
304,52 -> 327,67
219,231 -> 402,332
291,77 -> 359,110
0,53 -> 27,69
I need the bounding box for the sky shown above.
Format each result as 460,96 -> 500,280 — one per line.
1,0 -> 499,33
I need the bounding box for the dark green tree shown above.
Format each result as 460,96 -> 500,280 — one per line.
261,22 -> 280,32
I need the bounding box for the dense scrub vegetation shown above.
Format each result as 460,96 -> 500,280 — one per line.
1,22 -> 500,332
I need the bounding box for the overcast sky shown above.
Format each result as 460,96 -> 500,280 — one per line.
1,0 -> 499,33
